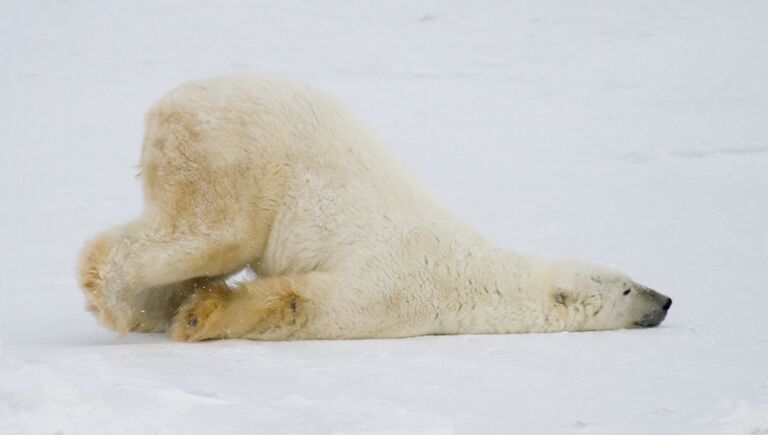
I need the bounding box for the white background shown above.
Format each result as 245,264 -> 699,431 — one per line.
1,1 -> 767,434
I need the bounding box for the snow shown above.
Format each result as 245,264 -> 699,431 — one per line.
1,1 -> 767,433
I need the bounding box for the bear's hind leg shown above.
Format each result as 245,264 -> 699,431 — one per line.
78,217 -> 256,334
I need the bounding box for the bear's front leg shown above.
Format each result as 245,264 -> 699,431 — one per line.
170,274 -> 335,341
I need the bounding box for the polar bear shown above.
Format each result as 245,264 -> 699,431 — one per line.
78,73 -> 672,341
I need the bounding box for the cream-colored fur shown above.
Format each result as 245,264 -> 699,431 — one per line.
78,73 -> 672,341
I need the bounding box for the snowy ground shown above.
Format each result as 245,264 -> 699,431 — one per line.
1,1 -> 767,434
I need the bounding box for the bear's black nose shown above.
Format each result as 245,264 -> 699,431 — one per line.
663,298 -> 672,311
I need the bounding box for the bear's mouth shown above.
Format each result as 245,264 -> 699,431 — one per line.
633,309 -> 668,328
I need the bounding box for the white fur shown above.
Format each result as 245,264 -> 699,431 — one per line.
78,74 -> 671,340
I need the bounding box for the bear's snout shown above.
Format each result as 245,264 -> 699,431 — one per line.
663,297 -> 673,311
632,286 -> 672,328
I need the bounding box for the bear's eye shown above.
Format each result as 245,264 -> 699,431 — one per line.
623,289 -> 631,296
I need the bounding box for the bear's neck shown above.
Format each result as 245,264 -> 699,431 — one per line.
432,243 -> 558,334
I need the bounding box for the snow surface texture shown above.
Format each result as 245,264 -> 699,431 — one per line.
1,1 -> 767,434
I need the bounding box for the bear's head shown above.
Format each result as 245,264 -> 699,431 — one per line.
545,261 -> 673,331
